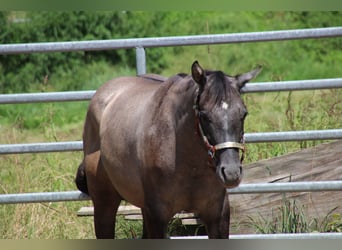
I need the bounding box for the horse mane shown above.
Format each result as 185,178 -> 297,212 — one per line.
159,73 -> 191,94
152,70 -> 238,111
150,73 -> 191,115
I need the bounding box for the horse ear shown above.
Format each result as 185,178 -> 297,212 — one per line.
235,65 -> 262,91
191,61 -> 206,87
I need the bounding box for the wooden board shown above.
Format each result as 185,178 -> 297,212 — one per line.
77,205 -> 141,216
77,206 -> 94,216
77,205 -> 200,225
124,214 -> 143,220
229,140 -> 342,233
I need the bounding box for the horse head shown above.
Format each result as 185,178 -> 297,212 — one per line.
192,61 -> 261,188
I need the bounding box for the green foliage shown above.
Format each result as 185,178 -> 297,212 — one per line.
1,11 -> 341,93
0,62 -> 134,131
0,12 -> 162,92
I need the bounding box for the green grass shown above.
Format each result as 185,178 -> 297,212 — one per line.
0,62 -> 136,239
245,196 -> 342,234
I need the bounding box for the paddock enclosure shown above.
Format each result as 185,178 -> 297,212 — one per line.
1,27 -> 342,239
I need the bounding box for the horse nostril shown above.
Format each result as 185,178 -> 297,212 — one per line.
221,167 -> 227,182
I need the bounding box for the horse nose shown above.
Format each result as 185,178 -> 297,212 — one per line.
218,164 -> 243,188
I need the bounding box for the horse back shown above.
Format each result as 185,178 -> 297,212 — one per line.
82,75 -> 163,154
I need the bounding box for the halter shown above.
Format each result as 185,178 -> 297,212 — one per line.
193,94 -> 245,162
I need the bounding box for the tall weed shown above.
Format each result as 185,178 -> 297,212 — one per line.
245,197 -> 342,234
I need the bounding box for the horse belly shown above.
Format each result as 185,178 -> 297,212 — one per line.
99,96 -> 151,208
101,152 -> 145,207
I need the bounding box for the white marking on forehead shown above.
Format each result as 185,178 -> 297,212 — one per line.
221,101 -> 229,110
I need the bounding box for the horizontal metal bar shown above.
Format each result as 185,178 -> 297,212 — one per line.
0,27 -> 341,55
171,232 -> 342,239
1,130 -> 341,154
228,181 -> 342,194
0,191 -> 89,205
244,129 -> 342,143
0,90 -> 95,104
1,181 -> 341,205
0,141 -> 83,154
1,78 -> 341,104
241,78 -> 342,93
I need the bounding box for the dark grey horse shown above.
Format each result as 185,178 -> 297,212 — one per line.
75,61 -> 261,238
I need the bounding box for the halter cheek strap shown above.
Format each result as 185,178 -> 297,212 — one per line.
196,117 -> 245,160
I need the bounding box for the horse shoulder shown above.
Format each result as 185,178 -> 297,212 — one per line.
141,105 -> 177,172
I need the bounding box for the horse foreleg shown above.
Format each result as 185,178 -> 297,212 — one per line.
141,209 -> 149,238
141,206 -> 170,239
92,194 -> 121,239
200,192 -> 230,239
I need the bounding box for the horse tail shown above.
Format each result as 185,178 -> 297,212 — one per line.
75,161 -> 89,194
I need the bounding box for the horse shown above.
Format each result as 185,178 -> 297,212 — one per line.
75,61 -> 261,238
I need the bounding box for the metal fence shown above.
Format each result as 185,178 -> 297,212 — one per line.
1,27 -> 342,239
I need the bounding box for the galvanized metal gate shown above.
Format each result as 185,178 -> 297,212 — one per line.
1,27 -> 342,239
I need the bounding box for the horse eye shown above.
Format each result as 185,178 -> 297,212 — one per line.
199,111 -> 211,122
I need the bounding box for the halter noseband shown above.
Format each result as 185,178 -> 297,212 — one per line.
194,95 -> 245,162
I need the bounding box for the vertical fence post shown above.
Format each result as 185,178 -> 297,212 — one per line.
136,46 -> 146,75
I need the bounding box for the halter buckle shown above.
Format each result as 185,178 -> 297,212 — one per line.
208,146 -> 216,158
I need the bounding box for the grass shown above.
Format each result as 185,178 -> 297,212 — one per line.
245,196 -> 342,234
0,62 -> 123,238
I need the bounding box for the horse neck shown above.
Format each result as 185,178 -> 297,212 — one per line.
171,77 -> 197,125
171,80 -> 210,165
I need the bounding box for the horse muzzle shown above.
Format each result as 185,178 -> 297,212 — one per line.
217,163 -> 243,188
211,141 -> 244,188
